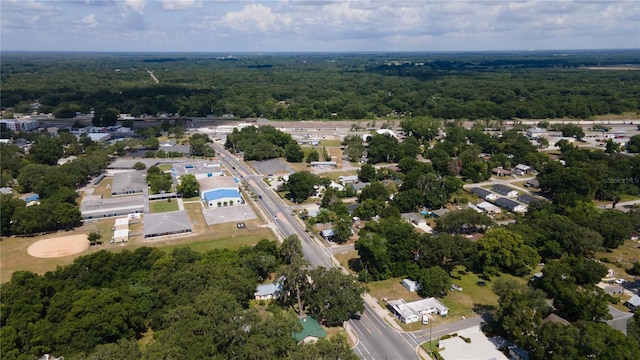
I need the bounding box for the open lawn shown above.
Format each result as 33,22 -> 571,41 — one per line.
595,239 -> 640,280
319,139 -> 343,147
335,250 -> 359,275
1,207 -> 275,284
149,199 -> 180,213
157,164 -> 173,171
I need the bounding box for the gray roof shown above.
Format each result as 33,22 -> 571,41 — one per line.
346,203 -> 360,214
172,161 -> 223,177
526,179 -> 540,187
431,208 -> 450,217
255,282 -> 282,297
628,295 -> 640,307
144,210 -> 192,238
108,158 -> 160,169
495,197 -> 522,210
471,187 -> 493,198
492,184 -> 516,195
0,187 -> 13,195
401,213 -> 426,224
518,194 -> 541,204
80,195 -> 145,219
111,171 -> 147,195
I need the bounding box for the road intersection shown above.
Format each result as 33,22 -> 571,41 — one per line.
210,141 -> 485,359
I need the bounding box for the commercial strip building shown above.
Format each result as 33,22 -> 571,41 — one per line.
198,176 -> 243,208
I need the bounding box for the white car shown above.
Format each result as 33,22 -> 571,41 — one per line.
615,279 -> 626,284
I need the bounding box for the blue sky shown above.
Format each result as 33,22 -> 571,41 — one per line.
1,0 -> 638,52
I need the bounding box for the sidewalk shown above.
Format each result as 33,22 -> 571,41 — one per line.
362,293 -> 404,331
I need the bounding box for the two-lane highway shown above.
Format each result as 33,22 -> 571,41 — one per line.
210,141 -> 423,359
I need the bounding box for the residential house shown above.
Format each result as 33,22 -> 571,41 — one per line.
542,313 -> 570,326
254,282 -> 282,300
320,228 -> 336,241
470,187 -> 498,201
401,213 -> 427,227
475,201 -> 502,215
513,164 -> 534,176
525,179 -> 540,188
430,208 -> 450,218
387,298 -> 449,324
518,194 -> 542,205
293,317 -> 327,344
492,184 -> 518,197
495,197 -> 527,213
492,167 -> 512,177
350,181 -> 370,194
625,295 -> 640,311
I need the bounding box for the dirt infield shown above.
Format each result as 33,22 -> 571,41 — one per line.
27,234 -> 90,258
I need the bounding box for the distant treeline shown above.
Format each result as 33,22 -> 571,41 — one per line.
1,50 -> 639,120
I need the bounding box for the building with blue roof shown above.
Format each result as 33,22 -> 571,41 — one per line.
202,188 -> 243,208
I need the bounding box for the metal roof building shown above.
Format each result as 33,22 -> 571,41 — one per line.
111,171 -> 147,196
80,195 -> 145,220
143,210 -> 192,239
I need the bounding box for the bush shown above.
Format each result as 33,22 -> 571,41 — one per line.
628,261 -> 640,276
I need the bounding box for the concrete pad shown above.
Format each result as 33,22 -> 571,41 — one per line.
202,204 -> 257,225
439,325 -> 508,360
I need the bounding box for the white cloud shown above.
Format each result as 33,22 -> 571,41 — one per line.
125,0 -> 145,14
82,13 -> 98,28
221,3 -> 292,33
162,0 -> 202,10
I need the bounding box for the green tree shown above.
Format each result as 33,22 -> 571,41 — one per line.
176,174 -> 200,198
627,135 -> 640,153
332,214 -> 353,244
358,163 -> 376,182
133,161 -> 146,170
416,266 -> 451,298
28,136 -> 63,166
306,149 -> 320,163
493,277 -> 548,349
280,235 -> 303,264
285,172 -> 321,203
435,208 -> 495,234
475,228 -> 540,276
285,143 -> 305,162
88,232 -> 102,246
305,268 -> 366,326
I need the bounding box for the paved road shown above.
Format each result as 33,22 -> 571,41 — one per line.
210,141 -> 421,359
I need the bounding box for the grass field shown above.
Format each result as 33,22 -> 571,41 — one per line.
149,199 -> 180,213
595,239 -> 640,280
0,206 -> 276,284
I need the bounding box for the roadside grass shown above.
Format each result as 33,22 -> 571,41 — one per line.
366,277 -> 423,303
335,250 -> 359,275
321,171 -> 359,180
149,199 -> 180,213
157,164 -> 173,171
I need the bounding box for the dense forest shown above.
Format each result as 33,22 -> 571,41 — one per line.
0,238 -> 363,360
2,50 -> 639,120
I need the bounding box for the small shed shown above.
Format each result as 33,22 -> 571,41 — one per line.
401,278 -> 422,292
111,229 -> 129,243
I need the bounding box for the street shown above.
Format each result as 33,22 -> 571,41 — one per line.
210,141 -> 425,359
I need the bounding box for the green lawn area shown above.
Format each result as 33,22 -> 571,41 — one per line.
595,239 -> 640,280
157,164 -> 173,171
150,199 -> 180,213
319,139 -> 342,147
